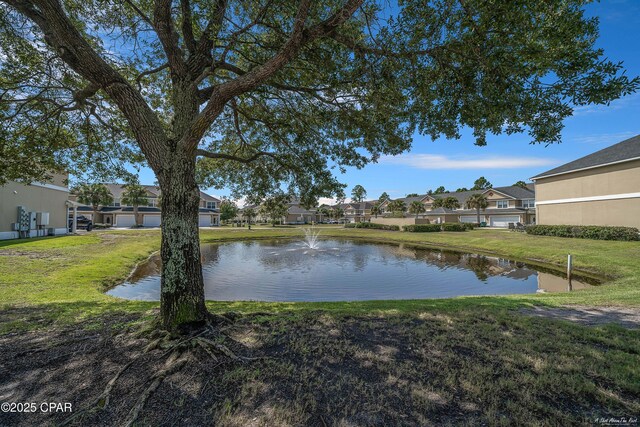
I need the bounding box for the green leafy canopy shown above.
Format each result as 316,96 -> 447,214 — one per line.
1,0 -> 637,201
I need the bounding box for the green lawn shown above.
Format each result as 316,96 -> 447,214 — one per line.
1,228 -> 638,425
1,227 -> 639,333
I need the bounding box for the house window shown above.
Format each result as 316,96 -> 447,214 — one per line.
522,199 -> 535,209
497,200 -> 509,209
147,198 -> 156,207
206,201 -> 216,209
113,200 -> 120,207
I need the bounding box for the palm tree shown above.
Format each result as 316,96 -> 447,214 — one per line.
432,196 -> 460,210
387,200 -> 407,215
74,183 -> 113,223
409,200 -> 426,218
121,183 -> 148,227
370,202 -> 382,218
465,193 -> 489,224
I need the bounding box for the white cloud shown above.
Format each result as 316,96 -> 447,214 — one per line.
318,197 -> 338,206
571,131 -> 638,145
379,154 -> 557,170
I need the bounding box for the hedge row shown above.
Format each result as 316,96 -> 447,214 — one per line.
402,223 -> 468,232
525,225 -> 639,241
344,222 -> 400,231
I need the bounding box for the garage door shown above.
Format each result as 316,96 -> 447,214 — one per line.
490,216 -> 520,228
199,214 -> 212,227
143,215 -> 161,227
460,215 -> 478,223
115,214 -> 136,227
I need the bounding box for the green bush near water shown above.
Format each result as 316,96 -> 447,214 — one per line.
526,225 -> 639,241
344,222 -> 400,231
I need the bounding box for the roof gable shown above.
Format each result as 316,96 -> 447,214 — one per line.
531,134 -> 640,180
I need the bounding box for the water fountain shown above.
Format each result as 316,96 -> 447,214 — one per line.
302,226 -> 321,249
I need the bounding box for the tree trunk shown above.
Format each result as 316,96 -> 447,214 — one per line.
158,149 -> 208,331
476,208 -> 480,225
134,205 -> 140,227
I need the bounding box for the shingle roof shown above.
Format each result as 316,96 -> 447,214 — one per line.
287,205 -> 317,215
101,183 -> 158,199
199,191 -> 220,202
432,190 -> 483,205
487,186 -> 535,199
395,195 -> 429,204
531,134 -> 640,179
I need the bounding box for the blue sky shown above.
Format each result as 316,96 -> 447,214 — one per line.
135,0 -> 640,202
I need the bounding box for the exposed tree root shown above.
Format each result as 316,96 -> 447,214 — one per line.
123,351 -> 190,427
59,316 -> 256,426
59,355 -> 140,426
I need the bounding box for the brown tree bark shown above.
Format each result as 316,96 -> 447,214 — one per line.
157,147 -> 207,330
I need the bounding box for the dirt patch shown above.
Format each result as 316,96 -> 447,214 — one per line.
520,306 -> 640,329
1,310 -> 638,426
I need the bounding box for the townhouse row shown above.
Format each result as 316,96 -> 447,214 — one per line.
1,134 -> 638,239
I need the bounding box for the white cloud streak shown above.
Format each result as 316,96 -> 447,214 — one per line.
379,154 -> 557,170
571,131 -> 638,145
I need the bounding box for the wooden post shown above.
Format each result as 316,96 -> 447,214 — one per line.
567,254 -> 573,291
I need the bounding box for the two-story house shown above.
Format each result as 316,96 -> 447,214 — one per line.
532,135 -> 640,228
342,201 -> 376,223
72,184 -> 220,227
378,185 -> 536,227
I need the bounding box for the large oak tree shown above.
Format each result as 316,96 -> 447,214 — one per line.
0,0 -> 637,330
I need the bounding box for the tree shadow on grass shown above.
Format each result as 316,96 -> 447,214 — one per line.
1,304 -> 638,426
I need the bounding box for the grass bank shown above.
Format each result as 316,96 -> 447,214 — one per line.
1,227 -> 639,332
0,228 -> 638,425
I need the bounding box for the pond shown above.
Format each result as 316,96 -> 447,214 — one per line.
107,238 -> 596,302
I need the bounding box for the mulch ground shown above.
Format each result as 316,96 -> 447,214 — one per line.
0,309 -> 638,426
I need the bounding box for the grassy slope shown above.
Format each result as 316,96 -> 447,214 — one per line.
0,227 -> 639,331
1,228 -> 638,423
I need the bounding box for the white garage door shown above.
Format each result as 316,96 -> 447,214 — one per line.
460,215 -> 478,223
143,215 -> 162,227
490,216 -> 520,228
199,214 -> 212,227
115,214 -> 136,227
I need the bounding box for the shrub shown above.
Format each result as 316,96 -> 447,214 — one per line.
92,223 -> 112,229
346,222 -> 400,231
403,224 -> 442,232
461,223 -> 478,230
441,223 -> 467,232
525,225 -> 639,241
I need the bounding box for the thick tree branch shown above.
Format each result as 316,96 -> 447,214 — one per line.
187,0 -> 362,147
4,0 -> 168,169
153,0 -> 188,77
188,0 -> 228,77
180,0 -> 197,54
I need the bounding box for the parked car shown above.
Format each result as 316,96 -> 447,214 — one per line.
69,214 -> 93,231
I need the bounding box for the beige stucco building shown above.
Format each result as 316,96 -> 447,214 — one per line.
0,173 -> 70,240
70,183 -> 221,228
532,135 -> 640,229
378,186 -> 536,227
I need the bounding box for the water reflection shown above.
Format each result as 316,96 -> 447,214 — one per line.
108,239 -> 596,302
